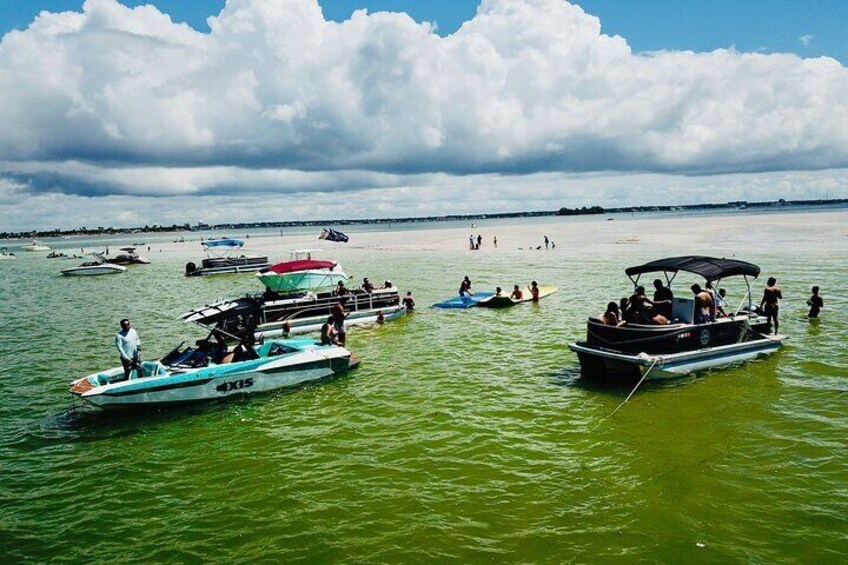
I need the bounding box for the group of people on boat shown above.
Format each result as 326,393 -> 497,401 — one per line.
599,275 -> 820,334
601,278 -> 731,327
334,278 -> 395,296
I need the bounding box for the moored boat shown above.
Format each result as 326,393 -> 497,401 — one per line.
61,259 -> 127,276
568,256 -> 785,381
185,238 -> 269,276
69,337 -> 358,409
255,257 -> 349,294
107,247 -> 150,265
182,286 -> 404,339
22,240 -> 50,252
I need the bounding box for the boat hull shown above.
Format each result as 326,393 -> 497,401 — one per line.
569,334 -> 784,381
61,264 -> 127,276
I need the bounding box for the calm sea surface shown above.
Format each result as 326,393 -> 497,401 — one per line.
1,213 -> 846,563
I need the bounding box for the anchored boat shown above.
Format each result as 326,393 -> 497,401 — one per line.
106,247 -> 150,265
22,240 -> 50,252
569,256 -> 785,381
61,257 -> 127,276
70,336 -> 359,409
255,256 -> 349,294
184,252 -> 404,339
185,238 -> 269,276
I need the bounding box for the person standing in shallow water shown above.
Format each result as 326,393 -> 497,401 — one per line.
807,286 -> 823,318
760,277 -> 783,334
402,291 -> 415,311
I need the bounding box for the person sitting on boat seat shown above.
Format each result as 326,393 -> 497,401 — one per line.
231,336 -> 259,363
626,286 -> 662,324
383,280 -> 393,289
602,302 -> 625,326
619,296 -> 629,316
362,278 -> 375,293
335,281 -> 349,296
652,279 -> 673,318
510,285 -> 523,300
459,276 -> 473,297
691,284 -> 713,324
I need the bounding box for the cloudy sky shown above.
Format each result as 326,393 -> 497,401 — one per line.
1,0 -> 846,231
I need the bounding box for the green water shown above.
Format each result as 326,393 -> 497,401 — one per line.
1,223 -> 847,563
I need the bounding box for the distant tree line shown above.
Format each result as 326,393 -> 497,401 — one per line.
2,198 -> 846,240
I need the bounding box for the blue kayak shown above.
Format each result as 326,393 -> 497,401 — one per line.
432,292 -> 494,309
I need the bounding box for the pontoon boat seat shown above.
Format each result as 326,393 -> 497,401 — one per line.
671,297 -> 695,324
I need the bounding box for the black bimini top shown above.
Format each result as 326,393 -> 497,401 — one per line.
625,256 -> 760,281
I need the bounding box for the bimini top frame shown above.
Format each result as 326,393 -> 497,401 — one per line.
625,255 -> 761,316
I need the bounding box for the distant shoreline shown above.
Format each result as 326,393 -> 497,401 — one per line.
4,197 -> 847,239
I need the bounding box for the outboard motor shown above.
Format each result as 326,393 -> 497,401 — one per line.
185,262 -> 197,275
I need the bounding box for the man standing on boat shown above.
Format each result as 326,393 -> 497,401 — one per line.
115,319 -> 141,380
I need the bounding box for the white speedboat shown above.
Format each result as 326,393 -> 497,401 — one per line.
0,247 -> 15,260
69,337 -> 359,409
61,260 -> 127,276
569,256 -> 785,381
22,240 -> 50,252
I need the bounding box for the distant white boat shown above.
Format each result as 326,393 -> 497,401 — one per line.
0,247 -> 16,260
61,260 -> 127,276
22,240 -> 50,252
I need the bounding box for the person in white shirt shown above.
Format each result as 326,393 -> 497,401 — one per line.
115,319 -> 142,380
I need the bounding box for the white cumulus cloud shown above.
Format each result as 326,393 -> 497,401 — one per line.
0,0 -> 847,229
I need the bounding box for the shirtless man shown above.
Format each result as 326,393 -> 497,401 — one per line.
691,284 -> 713,325
760,277 -> 783,333
510,285 -> 523,300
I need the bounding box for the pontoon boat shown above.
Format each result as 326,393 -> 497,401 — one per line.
185,238 -> 269,276
569,256 -> 785,381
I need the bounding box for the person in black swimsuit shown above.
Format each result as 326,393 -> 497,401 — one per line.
807,286 -> 823,318
760,277 -> 783,333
